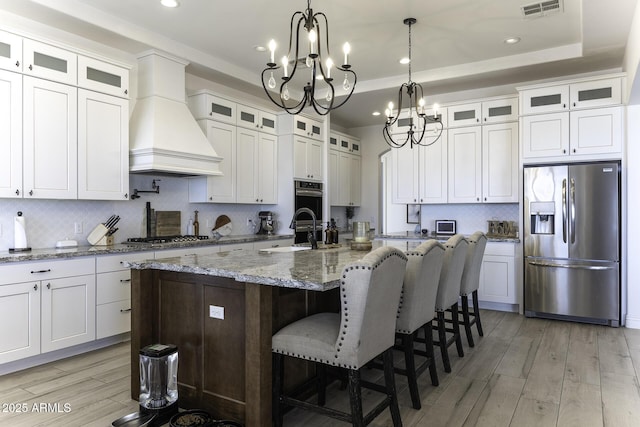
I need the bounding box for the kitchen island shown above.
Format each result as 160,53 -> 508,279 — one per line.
126,244 -> 379,425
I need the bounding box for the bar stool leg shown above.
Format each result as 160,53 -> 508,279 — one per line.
383,348 -> 403,427
272,353 -> 284,427
461,295 -> 475,347
436,311 -> 451,373
348,369 -> 365,427
473,290 -> 484,336
317,363 -> 327,406
424,323 -> 439,386
402,333 -> 421,409
452,303 -> 465,357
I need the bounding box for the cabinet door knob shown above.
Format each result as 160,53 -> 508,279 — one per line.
47,283 -> 51,289
34,284 -> 38,291
563,103 -> 566,108
484,197 -> 487,201
563,149 -> 566,154
15,60 -> 20,67
29,190 -> 33,196
124,193 -> 128,199
573,148 -> 576,153
124,89 -> 128,95
209,197 -> 213,201
477,197 -> 480,201
573,102 -> 576,107
15,189 -> 19,196
29,64 -> 33,71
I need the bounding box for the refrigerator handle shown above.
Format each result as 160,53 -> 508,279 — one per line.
562,178 -> 567,243
570,178 -> 576,244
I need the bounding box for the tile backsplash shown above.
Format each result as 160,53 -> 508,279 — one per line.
0,175 -> 274,251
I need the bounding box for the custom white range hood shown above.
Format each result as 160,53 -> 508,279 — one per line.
129,50 -> 222,176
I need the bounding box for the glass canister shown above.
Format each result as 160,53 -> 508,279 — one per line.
353,221 -> 370,242
139,343 -> 178,410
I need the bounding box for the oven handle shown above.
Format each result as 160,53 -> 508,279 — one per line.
295,189 -> 323,197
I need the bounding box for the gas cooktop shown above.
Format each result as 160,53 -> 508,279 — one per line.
126,235 -> 210,244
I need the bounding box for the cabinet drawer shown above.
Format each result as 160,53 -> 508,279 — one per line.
0,257 -> 94,285
96,251 -> 154,273
97,270 -> 131,304
78,55 -> 129,98
484,242 -> 515,257
96,300 -> 131,339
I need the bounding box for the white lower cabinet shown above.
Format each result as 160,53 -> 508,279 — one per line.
0,257 -> 95,364
478,242 -> 516,305
95,251 -> 153,339
0,281 -> 40,364
41,273 -> 95,353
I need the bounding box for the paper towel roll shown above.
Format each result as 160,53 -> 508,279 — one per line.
14,212 -> 28,249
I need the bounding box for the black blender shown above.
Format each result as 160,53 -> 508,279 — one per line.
112,344 -> 179,427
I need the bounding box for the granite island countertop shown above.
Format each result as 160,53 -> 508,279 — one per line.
125,243 -> 370,292
0,234 -> 294,264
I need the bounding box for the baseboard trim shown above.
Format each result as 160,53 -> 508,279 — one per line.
0,333 -> 130,376
625,315 -> 640,329
477,301 -> 519,313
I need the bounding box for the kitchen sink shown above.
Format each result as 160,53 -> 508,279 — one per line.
258,245 -> 313,253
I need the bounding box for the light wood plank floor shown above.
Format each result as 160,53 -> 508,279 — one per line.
1,310 -> 640,426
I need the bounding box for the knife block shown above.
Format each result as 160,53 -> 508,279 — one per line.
94,235 -> 114,246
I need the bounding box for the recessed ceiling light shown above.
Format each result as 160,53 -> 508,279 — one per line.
372,111 -> 381,116
399,57 -> 410,65
504,37 -> 521,44
254,45 -> 267,52
160,0 -> 179,8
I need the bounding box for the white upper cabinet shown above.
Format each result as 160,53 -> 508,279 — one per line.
391,144 -> 420,204
521,85 -> 569,115
519,75 -> 624,161
448,126 -> 482,203
569,78 -> 622,110
189,120 -> 236,203
482,97 -> 518,124
0,69 -> 22,198
236,128 -> 278,204
287,115 -> 323,140
482,122 -> 518,203
236,103 -> 277,135
419,131 -> 448,204
23,39 -> 77,85
520,76 -> 622,115
23,76 -> 78,199
188,92 -> 236,124
78,56 -> 129,98
447,102 -> 482,127
569,106 -> 622,156
293,135 -> 323,181
0,29 -> 22,72
78,89 -> 129,200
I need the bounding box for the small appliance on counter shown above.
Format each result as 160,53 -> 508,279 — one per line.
256,211 -> 276,235
9,211 -> 31,253
112,344 -> 179,427
87,215 -> 120,246
435,219 -> 456,236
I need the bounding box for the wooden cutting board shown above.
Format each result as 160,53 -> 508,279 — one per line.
155,211 -> 181,236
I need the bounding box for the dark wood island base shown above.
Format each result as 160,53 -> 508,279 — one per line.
130,268 -> 338,426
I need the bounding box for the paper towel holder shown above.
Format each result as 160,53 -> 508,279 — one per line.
9,211 -> 32,253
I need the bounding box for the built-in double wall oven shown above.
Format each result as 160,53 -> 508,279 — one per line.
294,180 -> 323,244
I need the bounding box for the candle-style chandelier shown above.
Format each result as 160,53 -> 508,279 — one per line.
261,0 -> 357,116
383,18 -> 443,149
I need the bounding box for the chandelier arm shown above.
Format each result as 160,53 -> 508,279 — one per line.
383,125 -> 406,148
287,11 -> 305,59
314,12 -> 331,58
321,68 -> 356,111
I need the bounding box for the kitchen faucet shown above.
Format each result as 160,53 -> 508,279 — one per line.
290,208 -> 318,249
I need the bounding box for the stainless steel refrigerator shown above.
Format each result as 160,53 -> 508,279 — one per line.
523,162 -> 621,326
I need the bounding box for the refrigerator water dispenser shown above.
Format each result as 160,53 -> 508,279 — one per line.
530,201 -> 555,234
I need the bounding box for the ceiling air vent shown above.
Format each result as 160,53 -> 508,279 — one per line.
521,0 -> 563,18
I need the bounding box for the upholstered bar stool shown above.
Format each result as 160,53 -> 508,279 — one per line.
394,240 -> 445,410
272,246 -> 408,427
459,231 -> 488,347
433,234 -> 468,373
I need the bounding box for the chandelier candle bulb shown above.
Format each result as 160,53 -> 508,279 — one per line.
325,58 -> 333,78
308,28 -> 317,56
268,39 -> 276,65
343,42 -> 350,65
282,56 -> 289,77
